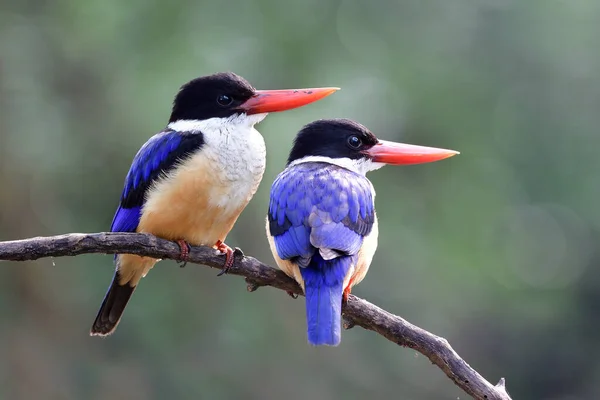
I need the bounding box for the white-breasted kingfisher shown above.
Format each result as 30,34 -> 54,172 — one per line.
90,72 -> 338,336
266,119 -> 459,346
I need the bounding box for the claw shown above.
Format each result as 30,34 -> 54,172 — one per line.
342,286 -> 351,303
215,240 -> 234,276
342,276 -> 355,303
176,239 -> 191,268
287,291 -> 298,299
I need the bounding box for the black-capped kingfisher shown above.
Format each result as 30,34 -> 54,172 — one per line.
90,72 -> 338,336
266,119 -> 459,346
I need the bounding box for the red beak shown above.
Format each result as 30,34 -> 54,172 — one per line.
240,87 -> 339,114
365,139 -> 459,165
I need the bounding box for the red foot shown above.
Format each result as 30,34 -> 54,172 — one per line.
215,240 -> 234,276
176,239 -> 191,268
343,276 -> 356,303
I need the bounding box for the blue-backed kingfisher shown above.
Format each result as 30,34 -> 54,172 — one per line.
266,119 -> 459,346
90,72 -> 338,336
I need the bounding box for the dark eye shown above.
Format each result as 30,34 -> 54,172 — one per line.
347,135 -> 362,149
217,94 -> 234,106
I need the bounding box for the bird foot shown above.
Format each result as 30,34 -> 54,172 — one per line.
287,291 -> 298,299
342,279 -> 354,303
215,240 -> 234,276
176,239 -> 191,268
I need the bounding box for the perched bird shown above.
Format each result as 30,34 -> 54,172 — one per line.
267,119 -> 459,346
91,72 -> 338,336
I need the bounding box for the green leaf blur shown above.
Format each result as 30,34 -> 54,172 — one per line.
1,1 -> 598,398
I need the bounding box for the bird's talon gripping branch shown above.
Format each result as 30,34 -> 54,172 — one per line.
343,280 -> 354,303
343,289 -> 351,303
176,239 -> 191,268
215,240 -> 234,276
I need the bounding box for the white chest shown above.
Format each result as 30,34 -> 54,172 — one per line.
167,114 -> 267,211
199,125 -> 266,208
139,115 -> 268,244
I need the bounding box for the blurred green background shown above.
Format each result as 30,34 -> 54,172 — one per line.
1,0 -> 599,398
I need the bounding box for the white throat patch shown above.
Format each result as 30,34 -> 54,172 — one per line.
288,156 -> 384,176
166,113 -> 268,208
167,113 -> 268,133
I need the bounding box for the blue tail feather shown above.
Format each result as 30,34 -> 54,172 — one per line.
300,253 -> 354,346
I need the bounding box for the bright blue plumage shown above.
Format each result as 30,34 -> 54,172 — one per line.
268,162 -> 375,346
111,206 -> 142,233
300,253 -> 355,346
92,129 -> 205,336
110,129 -> 205,233
268,162 -> 374,261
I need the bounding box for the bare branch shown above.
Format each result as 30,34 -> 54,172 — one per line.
0,232 -> 511,400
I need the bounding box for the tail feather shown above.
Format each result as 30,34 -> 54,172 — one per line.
90,272 -> 135,336
300,253 -> 354,346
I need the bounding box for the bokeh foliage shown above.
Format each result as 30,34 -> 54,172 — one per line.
1,0 -> 599,398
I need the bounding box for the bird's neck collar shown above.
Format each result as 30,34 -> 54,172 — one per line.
288,156 -> 384,176
167,113 -> 268,133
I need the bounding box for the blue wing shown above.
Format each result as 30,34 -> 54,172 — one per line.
110,129 -> 204,233
111,205 -> 142,233
268,162 -> 375,264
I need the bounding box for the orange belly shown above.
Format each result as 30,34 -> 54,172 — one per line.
138,153 -> 250,244
118,152 -> 261,286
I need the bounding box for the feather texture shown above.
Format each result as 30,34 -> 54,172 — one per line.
91,129 -> 205,336
268,162 -> 375,260
300,253 -> 354,346
120,130 -> 205,209
267,162 -> 376,345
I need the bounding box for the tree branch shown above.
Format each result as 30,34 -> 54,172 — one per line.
0,232 -> 511,400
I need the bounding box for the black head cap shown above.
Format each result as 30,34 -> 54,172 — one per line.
287,119 -> 379,164
169,72 -> 256,122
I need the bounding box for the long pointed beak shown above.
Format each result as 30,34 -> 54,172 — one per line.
240,87 -> 339,115
365,139 -> 459,165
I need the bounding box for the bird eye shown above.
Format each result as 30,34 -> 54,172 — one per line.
217,94 -> 234,106
347,135 -> 363,149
